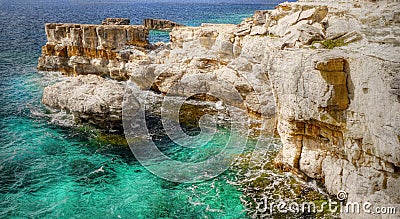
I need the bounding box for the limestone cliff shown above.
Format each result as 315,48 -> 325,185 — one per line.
37,23 -> 149,80
243,0 -> 399,213
261,0 -> 400,211
38,0 -> 400,215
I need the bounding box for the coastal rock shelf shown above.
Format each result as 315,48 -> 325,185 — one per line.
38,0 -> 400,216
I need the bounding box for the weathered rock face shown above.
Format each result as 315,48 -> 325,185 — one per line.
261,0 -> 400,213
102,18 -> 130,25
143,18 -> 184,30
270,50 -> 400,205
37,23 -> 149,80
143,23 -> 276,117
38,0 -> 400,213
42,74 -> 125,132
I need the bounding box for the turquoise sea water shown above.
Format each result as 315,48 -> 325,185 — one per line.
0,1 -> 282,218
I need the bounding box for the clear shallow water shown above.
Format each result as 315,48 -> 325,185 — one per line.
0,0 -> 282,218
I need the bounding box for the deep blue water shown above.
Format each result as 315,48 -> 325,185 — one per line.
0,1 -> 280,218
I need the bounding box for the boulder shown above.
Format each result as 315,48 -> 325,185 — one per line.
297,23 -> 325,45
253,10 -> 269,26
297,8 -> 316,22
326,16 -> 360,40
250,25 -> 268,36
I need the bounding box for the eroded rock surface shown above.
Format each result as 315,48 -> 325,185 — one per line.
262,0 -> 400,215
37,23 -> 149,80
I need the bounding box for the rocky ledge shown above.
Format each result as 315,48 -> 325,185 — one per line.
38,0 -> 399,216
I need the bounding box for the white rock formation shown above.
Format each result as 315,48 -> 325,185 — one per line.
42,75 -> 125,132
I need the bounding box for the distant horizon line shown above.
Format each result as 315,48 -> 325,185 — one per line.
7,0 -> 295,4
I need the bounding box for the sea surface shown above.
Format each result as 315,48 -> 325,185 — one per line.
0,0 -> 284,218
